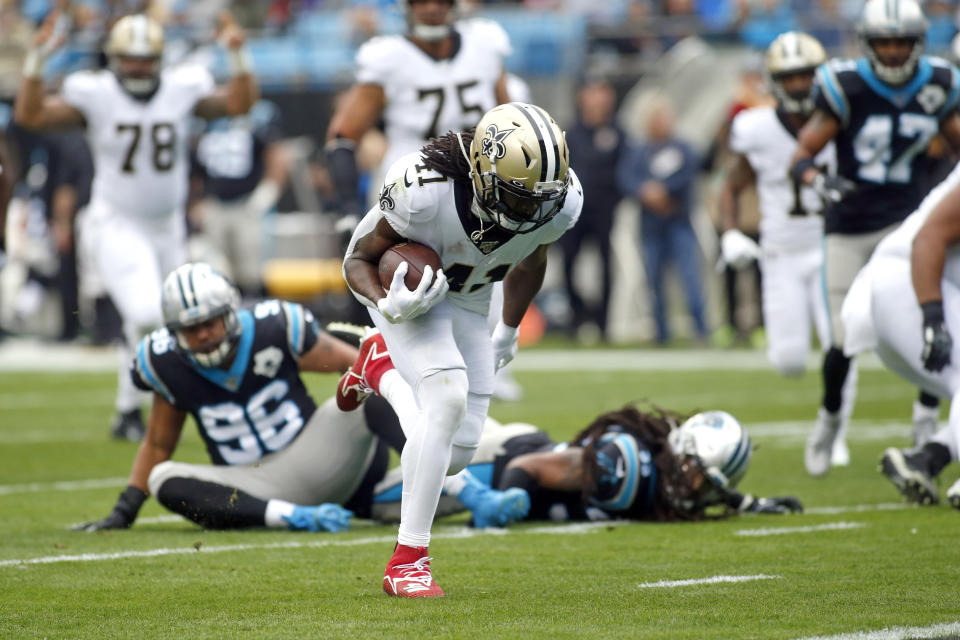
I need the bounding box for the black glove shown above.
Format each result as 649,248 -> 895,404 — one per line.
739,494 -> 804,514
72,485 -> 147,532
921,301 -> 952,372
811,173 -> 856,203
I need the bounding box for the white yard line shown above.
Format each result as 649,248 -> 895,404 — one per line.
638,574 -> 780,589
734,522 -> 867,537
0,477 -> 127,496
804,503 -> 909,515
793,621 -> 960,640
0,525 -> 598,568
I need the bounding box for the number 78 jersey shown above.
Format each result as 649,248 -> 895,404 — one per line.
61,65 -> 215,220
813,56 -> 960,234
346,152 -> 582,315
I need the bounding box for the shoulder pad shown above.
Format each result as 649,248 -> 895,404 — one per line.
355,35 -> 404,85
132,329 -> 177,403
459,18 -> 512,57
165,64 -> 215,94
815,62 -> 853,127
377,153 -> 443,234
728,108 -> 763,153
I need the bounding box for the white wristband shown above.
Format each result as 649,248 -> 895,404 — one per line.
23,48 -> 46,79
227,47 -> 253,76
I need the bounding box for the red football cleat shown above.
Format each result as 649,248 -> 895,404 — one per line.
337,330 -> 394,411
382,544 -> 445,598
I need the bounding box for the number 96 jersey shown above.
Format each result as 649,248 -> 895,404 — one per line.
355,18 -> 511,176
131,300 -> 319,466
346,152 -> 583,315
813,56 -> 960,234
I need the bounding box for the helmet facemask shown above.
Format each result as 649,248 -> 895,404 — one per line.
404,0 -> 457,43
110,55 -> 162,99
857,0 -> 928,86
770,70 -> 817,116
473,167 -> 568,234
162,264 -> 243,368
106,14 -> 164,99
863,35 -> 924,85
667,411 -> 753,490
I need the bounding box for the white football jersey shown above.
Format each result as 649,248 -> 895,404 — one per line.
729,106 -> 836,250
346,152 -> 582,315
355,18 -> 511,175
62,65 -> 215,220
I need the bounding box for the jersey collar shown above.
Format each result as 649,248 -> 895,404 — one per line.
190,309 -> 254,392
406,28 -> 462,62
454,179 -> 514,255
856,56 -> 933,109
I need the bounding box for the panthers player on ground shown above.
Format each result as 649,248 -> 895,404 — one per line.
14,12 -> 258,441
719,32 -> 855,467
789,0 -> 960,476
842,162 -> 960,509
373,408 -> 802,523
342,102 -> 582,597
73,264 -> 527,533
325,0 -> 512,215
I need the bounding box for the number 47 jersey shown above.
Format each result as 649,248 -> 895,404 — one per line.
131,300 -> 319,466
813,56 -> 960,234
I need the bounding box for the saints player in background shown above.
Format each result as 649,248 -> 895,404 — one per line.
342,102 -> 582,597
719,32 -> 855,467
841,162 -> 960,509
325,0 -> 512,215
14,12 -> 258,441
789,0 -> 960,476
74,263 -> 527,533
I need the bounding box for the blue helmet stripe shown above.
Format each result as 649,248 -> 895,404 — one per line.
593,433 -> 641,512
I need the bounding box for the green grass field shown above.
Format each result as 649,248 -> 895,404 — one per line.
2,357 -> 960,639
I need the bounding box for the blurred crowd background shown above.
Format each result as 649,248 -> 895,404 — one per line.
3,0 -> 960,349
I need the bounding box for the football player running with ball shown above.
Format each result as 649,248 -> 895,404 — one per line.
14,12 -> 258,441
342,102 -> 582,597
789,0 -> 960,475
719,32 -> 855,467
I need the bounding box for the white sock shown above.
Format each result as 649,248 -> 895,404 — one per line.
442,470 -> 470,498
378,369 -> 420,437
913,400 -> 940,423
264,499 -> 296,528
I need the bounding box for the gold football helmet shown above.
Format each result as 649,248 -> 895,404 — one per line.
106,14 -> 164,98
465,102 -> 570,234
765,31 -> 827,115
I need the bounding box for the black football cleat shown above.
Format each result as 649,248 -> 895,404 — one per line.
879,447 -> 939,505
111,409 -> 145,442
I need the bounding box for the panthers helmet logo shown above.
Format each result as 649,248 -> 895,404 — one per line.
480,124 -> 516,161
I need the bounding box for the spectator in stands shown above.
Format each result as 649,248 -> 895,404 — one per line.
561,78 -> 625,342
617,95 -> 708,345
190,99 -> 290,298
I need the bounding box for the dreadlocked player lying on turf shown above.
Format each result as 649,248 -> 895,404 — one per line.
372,405 -> 802,522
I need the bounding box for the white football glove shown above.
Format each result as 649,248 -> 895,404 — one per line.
491,321 -> 520,371
720,229 -> 760,270
377,262 -> 448,323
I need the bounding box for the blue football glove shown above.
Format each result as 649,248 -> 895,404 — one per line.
314,503 -> 353,532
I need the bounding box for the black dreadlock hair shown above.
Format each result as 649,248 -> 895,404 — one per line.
570,404 -> 723,522
418,130 -> 474,181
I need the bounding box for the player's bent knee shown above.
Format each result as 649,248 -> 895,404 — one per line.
418,369 -> 469,433
147,460 -> 184,496
447,443 -> 479,475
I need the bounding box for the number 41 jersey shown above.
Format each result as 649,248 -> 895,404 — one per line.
131,300 -> 319,466
813,56 -> 960,234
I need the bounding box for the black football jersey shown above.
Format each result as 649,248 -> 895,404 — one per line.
132,300 -> 319,465
813,56 -> 960,233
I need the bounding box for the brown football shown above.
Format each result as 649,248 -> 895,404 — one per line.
378,241 -> 443,291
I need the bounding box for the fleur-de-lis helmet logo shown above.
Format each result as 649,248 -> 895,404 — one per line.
480,124 -> 516,160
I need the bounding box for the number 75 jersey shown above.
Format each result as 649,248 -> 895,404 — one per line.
61,65 -> 215,220
131,300 -> 319,466
813,56 -> 960,234
356,18 -> 511,176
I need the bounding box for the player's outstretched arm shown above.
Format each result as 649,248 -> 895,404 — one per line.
789,109 -> 839,186
14,11 -> 84,131
73,395 -> 185,532
195,11 -> 259,119
501,448 -> 585,493
325,84 -> 385,214
298,331 -> 361,374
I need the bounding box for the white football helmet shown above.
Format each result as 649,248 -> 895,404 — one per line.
667,411 -> 753,489
403,0 -> 459,43
765,31 -> 827,116
161,263 -> 242,368
105,14 -> 164,98
462,102 -> 570,234
858,0 -> 927,85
